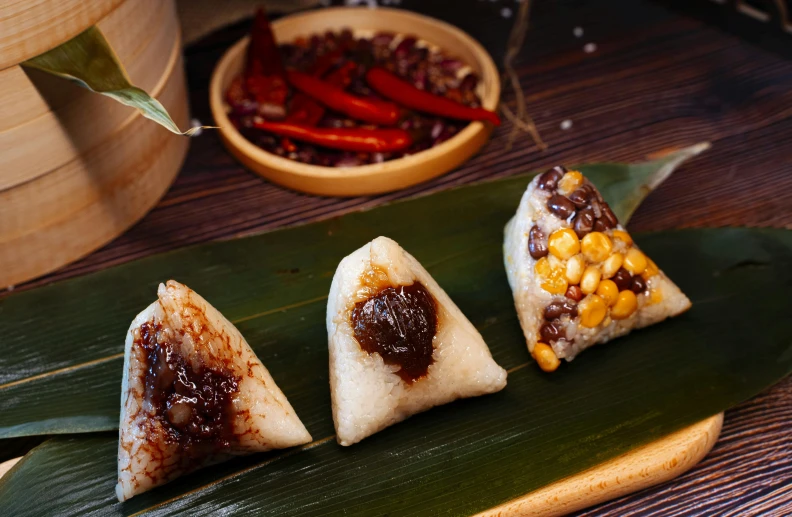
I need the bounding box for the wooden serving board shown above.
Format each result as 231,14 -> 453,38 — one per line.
0,414 -> 722,516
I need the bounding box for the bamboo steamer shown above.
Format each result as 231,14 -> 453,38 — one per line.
0,0 -> 189,287
0,0 -> 124,70
0,0 -> 180,188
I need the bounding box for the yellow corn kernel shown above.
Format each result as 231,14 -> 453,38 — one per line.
612,229 -> 632,246
596,279 -> 619,306
580,294 -> 607,328
623,248 -> 648,275
548,228 -> 581,260
642,258 -> 659,279
533,342 -> 560,372
600,252 -> 624,279
536,256 -> 567,294
557,170 -> 584,195
565,255 -> 585,284
579,265 -> 602,294
581,231 -> 613,263
535,256 -> 551,277
611,290 -> 638,319
649,288 -> 664,304
541,270 -> 568,295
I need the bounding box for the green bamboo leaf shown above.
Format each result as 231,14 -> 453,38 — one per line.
0,146 -> 704,439
22,27 -> 198,136
0,227 -> 790,516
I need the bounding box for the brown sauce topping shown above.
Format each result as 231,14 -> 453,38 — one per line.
351,282 -> 438,383
137,322 -> 240,453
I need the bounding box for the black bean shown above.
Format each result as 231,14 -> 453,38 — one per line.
631,275 -> 647,293
528,226 -> 548,259
568,188 -> 591,208
562,300 -> 579,317
544,300 -> 579,320
590,197 -> 603,219
547,195 -> 576,219
540,321 -> 565,343
543,303 -> 565,320
573,208 -> 595,238
537,167 -> 566,191
565,285 -> 584,301
593,219 -> 610,232
612,268 -> 633,291
601,204 -> 619,228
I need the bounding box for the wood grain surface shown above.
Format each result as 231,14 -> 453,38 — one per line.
3,0 -> 791,515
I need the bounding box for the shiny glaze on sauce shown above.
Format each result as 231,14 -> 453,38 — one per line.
138,322 -> 240,452
351,281 -> 438,383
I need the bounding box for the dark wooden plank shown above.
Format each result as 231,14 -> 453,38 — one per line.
4,0 -> 792,514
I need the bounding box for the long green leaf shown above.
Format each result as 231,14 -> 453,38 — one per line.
1,228 -> 791,515
0,145 -> 704,438
22,27 -> 197,136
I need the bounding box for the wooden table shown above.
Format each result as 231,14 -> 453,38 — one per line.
10,0 -> 792,514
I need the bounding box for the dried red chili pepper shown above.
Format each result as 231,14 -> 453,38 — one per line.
287,70 -> 401,126
244,9 -> 288,112
252,121 -> 412,152
365,67 -> 501,126
245,8 -> 284,78
288,62 -> 358,125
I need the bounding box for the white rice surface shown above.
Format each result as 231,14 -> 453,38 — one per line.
327,237 -> 507,446
504,176 -> 691,361
116,280 -> 311,502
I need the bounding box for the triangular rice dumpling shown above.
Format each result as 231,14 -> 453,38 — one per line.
327,237 -> 507,446
504,167 -> 691,372
116,280 -> 311,502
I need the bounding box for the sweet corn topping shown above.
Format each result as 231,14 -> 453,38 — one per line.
533,342 -> 561,372
650,288 -> 663,304
557,170 -> 584,195
642,258 -> 659,279
565,255 -> 585,284
623,248 -> 648,275
541,274 -> 568,295
580,265 -> 601,294
548,228 -> 580,260
580,295 -> 608,327
581,231 -> 613,263
535,256 -> 551,277
596,279 -> 619,306
611,290 -> 638,319
534,170 -> 669,341
612,229 -> 632,246
600,252 -> 623,279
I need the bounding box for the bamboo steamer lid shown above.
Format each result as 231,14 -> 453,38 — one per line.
0,0 -> 181,190
0,0 -> 177,133
0,44 -> 189,287
0,0 -> 124,70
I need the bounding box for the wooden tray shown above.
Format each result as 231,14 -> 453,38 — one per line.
0,414 -> 722,515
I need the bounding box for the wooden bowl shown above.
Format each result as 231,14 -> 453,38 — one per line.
209,7 -> 500,197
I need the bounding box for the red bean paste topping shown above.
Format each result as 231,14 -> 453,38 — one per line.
351,282 -> 437,383
138,322 -> 240,453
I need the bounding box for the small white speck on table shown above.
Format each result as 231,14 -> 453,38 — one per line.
584,42 -> 597,53
573,26 -> 584,38
561,119 -> 573,130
